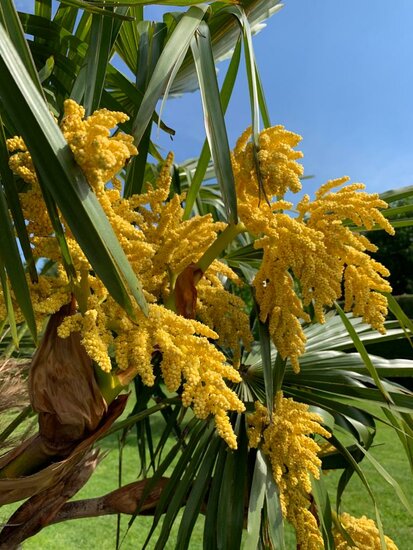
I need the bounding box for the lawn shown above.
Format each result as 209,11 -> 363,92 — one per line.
1,403 -> 412,549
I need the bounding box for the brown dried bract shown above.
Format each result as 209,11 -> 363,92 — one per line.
174,263 -> 203,319
29,298 -> 107,457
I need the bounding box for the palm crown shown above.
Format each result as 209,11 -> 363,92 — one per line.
0,2 -> 412,549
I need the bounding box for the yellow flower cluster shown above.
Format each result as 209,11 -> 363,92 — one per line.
297,178 -> 394,332
232,127 -> 393,371
333,513 -> 398,550
58,301 -> 244,448
5,102 -> 232,301
128,156 -> 227,301
7,137 -> 55,258
4,101 -> 249,448
60,99 -> 137,194
247,393 -> 330,550
196,260 -> 252,367
232,126 -> 303,234
0,269 -> 71,331
253,213 -> 340,372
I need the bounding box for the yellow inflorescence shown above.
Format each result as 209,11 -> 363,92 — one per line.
333,513 -> 398,549
247,393 -> 330,550
232,126 -> 303,231
60,99 -> 137,194
3,104 -> 394,451
58,301 -> 245,448
4,100 -> 250,449
297,178 -> 393,333
28,273 -> 71,319
128,153 -> 229,302
7,138 -> 54,250
233,127 -> 393,372
196,260 -> 252,367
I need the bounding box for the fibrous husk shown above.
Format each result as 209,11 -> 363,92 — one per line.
29,299 -> 107,456
0,449 -> 101,549
0,394 -> 127,505
0,359 -> 29,413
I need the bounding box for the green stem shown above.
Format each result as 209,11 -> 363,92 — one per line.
163,268 -> 177,312
72,267 -> 90,314
163,292 -> 177,312
94,364 -> 125,404
196,223 -> 246,273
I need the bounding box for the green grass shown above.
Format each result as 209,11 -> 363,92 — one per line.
323,415 -> 413,547
1,406 -> 412,549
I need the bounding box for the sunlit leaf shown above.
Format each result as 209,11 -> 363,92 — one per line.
183,37 -> 241,220
58,0 -> 133,19
311,475 -> 335,550
0,26 -> 148,316
244,450 -> 267,550
216,415 -> 247,549
335,303 -> 393,404
190,21 -> 237,223
0,0 -> 44,96
0,188 -> 37,341
132,5 -> 208,147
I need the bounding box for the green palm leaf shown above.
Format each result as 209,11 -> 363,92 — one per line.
131,5 -> 208,147
190,21 -> 237,223
0,26 -> 148,316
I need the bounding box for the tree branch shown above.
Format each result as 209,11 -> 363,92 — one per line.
0,450 -> 100,549
50,477 -> 170,524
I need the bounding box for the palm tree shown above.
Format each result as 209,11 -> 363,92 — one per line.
0,1 -> 412,548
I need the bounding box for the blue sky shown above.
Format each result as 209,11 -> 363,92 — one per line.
148,1 -> 413,197
14,1 -> 413,196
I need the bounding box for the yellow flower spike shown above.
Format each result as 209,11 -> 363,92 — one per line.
333,513 -> 398,550
109,303 -> 244,449
7,152 -> 37,186
58,305 -> 113,374
7,140 -> 55,252
253,213 -> 345,370
247,393 -> 330,550
298,180 -> 393,332
6,136 -> 27,152
232,125 -> 303,236
301,177 -> 395,236
57,311 -> 83,338
232,125 -> 393,371
127,153 -> 231,303
5,102 -> 247,454
196,263 -> 252,368
115,329 -> 155,387
61,99 -> 137,193
28,275 -> 71,316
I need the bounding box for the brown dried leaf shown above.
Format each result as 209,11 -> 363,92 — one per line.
29,299 -> 107,455
0,394 -> 128,505
0,450 -> 101,549
0,475 -> 169,549
174,263 -> 203,319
